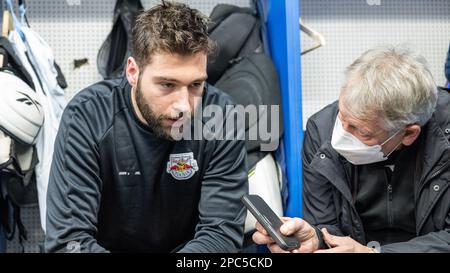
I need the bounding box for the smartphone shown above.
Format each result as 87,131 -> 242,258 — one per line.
242,194 -> 300,251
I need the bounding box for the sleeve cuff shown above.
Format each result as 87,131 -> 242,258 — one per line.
312,225 -> 330,250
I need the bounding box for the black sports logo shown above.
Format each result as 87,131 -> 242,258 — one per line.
16,91 -> 42,112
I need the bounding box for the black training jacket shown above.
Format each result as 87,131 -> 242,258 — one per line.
45,78 -> 248,253
302,87 -> 450,253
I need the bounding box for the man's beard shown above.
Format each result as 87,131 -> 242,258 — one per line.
135,80 -> 189,140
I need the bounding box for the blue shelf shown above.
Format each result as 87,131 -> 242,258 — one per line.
261,0 -> 303,217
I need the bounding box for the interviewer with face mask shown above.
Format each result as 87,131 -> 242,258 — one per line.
253,46 -> 450,253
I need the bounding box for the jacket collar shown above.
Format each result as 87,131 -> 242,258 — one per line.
415,88 -> 450,193
414,114 -> 450,192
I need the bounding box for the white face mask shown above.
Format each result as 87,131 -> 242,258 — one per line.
331,116 -> 402,165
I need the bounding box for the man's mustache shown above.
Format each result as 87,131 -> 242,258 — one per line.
162,112 -> 192,120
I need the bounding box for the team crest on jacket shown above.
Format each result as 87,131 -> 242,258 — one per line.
166,152 -> 199,180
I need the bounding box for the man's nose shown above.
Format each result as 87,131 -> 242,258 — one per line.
172,87 -> 190,115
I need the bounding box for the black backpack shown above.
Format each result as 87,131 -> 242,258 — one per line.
215,53 -> 283,168
207,4 -> 264,85
97,0 -> 143,80
208,3 -> 283,168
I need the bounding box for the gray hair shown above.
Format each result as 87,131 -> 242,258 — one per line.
340,45 -> 437,133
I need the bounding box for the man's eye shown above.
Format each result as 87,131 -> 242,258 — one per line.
161,83 -> 175,89
359,132 -> 371,138
190,82 -> 203,89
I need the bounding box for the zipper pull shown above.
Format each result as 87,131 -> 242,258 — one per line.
387,184 -> 393,201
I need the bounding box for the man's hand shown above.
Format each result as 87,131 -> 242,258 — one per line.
252,217 -> 320,253
314,229 -> 376,253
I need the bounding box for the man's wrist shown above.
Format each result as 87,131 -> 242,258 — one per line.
311,225 -> 330,250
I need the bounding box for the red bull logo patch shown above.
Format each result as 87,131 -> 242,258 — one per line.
166,152 -> 199,180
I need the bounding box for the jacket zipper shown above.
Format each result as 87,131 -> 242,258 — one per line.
428,160 -> 450,181
417,160 -> 450,200
387,183 -> 393,226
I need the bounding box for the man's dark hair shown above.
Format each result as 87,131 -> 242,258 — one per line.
131,1 -> 215,67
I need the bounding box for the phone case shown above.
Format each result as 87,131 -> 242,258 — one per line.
242,194 -> 300,251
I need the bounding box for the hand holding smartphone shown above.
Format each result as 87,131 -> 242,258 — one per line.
242,194 -> 300,251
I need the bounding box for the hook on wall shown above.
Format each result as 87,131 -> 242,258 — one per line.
300,18 -> 326,55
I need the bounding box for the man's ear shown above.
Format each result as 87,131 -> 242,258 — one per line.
402,124 -> 421,146
126,57 -> 139,87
